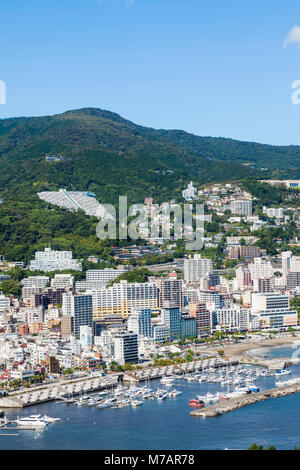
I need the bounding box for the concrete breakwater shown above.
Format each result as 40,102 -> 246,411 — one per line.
0,375 -> 122,408
190,382 -> 300,418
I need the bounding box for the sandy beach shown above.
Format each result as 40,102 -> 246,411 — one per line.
204,335 -> 300,359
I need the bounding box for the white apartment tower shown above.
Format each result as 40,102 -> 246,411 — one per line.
184,254 -> 213,283
248,258 -> 274,280
230,200 -> 252,216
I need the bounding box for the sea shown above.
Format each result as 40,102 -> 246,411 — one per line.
0,345 -> 300,450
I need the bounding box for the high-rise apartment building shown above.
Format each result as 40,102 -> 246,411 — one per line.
161,301 -> 182,341
184,254 -> 213,283
127,308 -> 152,338
230,199 -> 252,215
189,302 -> 211,335
151,274 -> 183,310
248,258 -> 274,279
89,280 -> 158,319
114,332 -> 138,365
62,293 -> 93,336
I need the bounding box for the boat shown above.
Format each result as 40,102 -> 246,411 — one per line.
197,393 -> 219,404
189,399 -> 205,408
234,386 -> 251,395
0,416 -> 9,425
168,389 -> 182,397
275,369 -> 291,376
157,393 -> 168,401
160,377 -> 175,386
97,400 -> 112,409
14,416 -> 48,429
215,392 -> 230,400
185,376 -> 195,382
131,400 -> 143,407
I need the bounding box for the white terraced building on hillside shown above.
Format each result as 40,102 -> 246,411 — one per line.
37,189 -> 112,218
29,247 -> 82,272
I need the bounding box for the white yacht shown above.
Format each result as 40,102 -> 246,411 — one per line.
15,416 -> 48,428
160,376 -> 175,386
131,400 -> 143,407
275,369 -> 291,376
156,392 -> 168,401
168,389 -> 182,397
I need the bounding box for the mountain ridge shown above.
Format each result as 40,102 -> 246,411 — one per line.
0,106 -> 298,261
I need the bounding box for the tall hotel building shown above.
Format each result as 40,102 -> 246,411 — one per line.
89,280 -> 158,319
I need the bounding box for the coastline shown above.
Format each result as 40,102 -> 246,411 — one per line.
204,335 -> 300,361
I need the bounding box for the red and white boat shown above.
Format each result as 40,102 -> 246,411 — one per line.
189,399 -> 205,408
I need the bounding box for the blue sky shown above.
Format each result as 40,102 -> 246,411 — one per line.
1,0 -> 300,145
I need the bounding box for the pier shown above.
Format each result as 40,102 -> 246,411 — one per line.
122,359 -> 239,383
190,382 -> 300,418
0,374 -> 122,409
0,358 -> 238,409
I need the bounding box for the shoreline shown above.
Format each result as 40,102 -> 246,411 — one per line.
203,335 -> 300,361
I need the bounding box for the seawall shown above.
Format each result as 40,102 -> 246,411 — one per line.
190,382 -> 300,418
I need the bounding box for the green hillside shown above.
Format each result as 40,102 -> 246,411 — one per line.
0,107 -> 299,260
0,107 -> 262,204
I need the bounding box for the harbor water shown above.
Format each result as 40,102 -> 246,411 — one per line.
0,347 -> 300,450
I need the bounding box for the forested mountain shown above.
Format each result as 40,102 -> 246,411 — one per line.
0,107 -> 259,204
0,107 -> 299,260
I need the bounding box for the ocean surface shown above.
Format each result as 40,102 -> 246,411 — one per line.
0,345 -> 300,450
251,341 -> 300,360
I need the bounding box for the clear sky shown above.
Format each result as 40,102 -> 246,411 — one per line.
1,0 -> 300,145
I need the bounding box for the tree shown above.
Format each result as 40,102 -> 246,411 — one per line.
248,444 -> 264,450
0,279 -> 21,297
62,368 -> 74,375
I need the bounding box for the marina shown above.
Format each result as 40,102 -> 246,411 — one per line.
0,358 -> 239,409
0,346 -> 300,449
